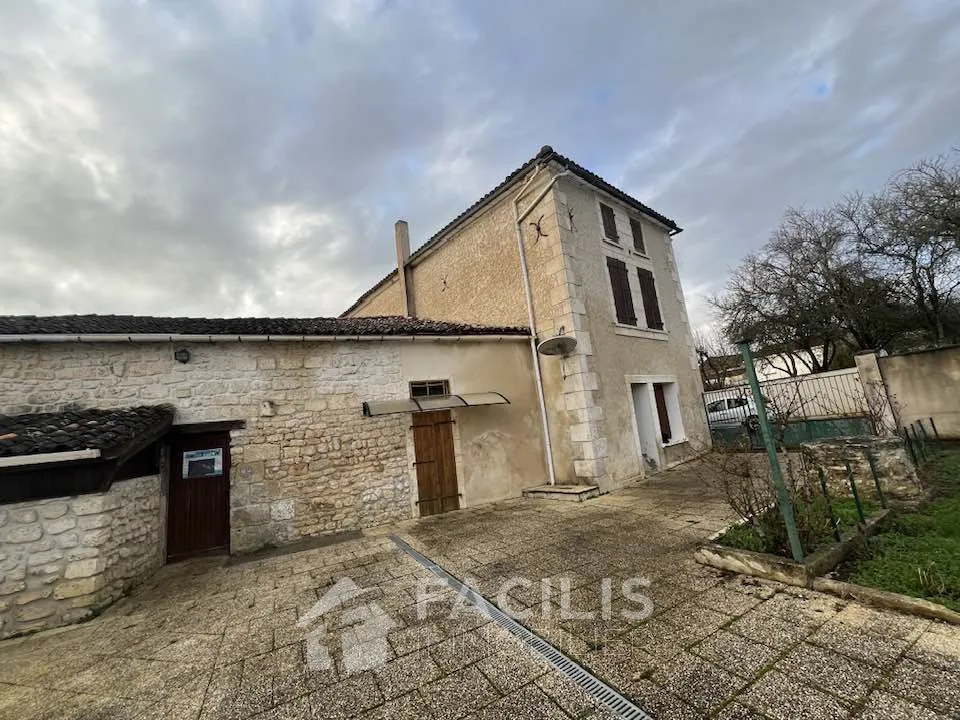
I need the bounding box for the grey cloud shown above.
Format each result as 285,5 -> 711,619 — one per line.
0,0 -> 957,325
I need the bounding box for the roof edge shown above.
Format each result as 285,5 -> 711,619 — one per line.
341,145 -> 681,316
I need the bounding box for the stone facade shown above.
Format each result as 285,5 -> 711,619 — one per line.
347,167 -> 709,489
0,474 -> 163,639
800,436 -> 923,502
0,337 -> 541,554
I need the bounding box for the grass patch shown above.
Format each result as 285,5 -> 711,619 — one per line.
839,452 -> 960,611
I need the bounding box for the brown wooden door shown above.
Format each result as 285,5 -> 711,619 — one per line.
411,410 -> 460,517
167,432 -> 230,560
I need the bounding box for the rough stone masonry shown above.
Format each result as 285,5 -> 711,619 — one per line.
0,474 -> 163,639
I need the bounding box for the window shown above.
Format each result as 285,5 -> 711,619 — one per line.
729,397 -> 748,409
599,203 -> 619,242
706,400 -> 726,413
629,217 -> 646,254
410,380 -> 449,398
606,257 -> 636,326
636,268 -> 663,330
653,384 -> 672,443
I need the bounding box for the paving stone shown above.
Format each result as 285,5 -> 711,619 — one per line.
856,690 -> 946,720
738,670 -> 848,720
474,648 -> 549,694
691,629 -> 781,679
307,671 -> 384,719
727,611 -> 817,650
626,679 -> 704,720
473,683 -> 569,720
713,701 -> 771,719
652,651 -> 748,712
420,664 -> 501,720
692,584 -> 764,616
428,628 -> 493,673
904,624 -> 960,673
883,658 -> 960,716
807,620 -> 911,669
387,621 -> 446,657
777,642 -> 883,703
361,690 -> 435,720
374,649 -> 442,700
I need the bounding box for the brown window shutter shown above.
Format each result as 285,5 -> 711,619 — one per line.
606,257 -> 636,325
636,268 -> 663,330
629,218 -> 646,254
653,384 -> 672,443
600,203 -> 619,242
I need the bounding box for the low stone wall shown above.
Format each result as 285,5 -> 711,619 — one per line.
0,474 -> 164,639
800,436 -> 922,502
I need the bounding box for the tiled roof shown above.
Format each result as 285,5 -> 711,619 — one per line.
341,145 -> 682,316
0,406 -> 175,458
0,315 -> 529,338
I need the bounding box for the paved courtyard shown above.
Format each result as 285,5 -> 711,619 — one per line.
1,459 -> 959,719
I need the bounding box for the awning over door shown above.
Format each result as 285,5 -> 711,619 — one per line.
362,392 -> 509,417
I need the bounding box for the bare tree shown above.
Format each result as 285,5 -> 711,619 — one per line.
841,155 -> 960,344
716,205 -> 914,364
694,326 -> 737,389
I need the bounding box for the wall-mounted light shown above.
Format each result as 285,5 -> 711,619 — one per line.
174,348 -> 191,364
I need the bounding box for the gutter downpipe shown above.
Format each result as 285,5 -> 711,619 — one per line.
513,165 -> 569,486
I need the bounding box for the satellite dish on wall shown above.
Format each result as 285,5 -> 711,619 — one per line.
537,335 -> 578,357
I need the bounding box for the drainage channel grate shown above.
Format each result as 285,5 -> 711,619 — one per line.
390,535 -> 653,720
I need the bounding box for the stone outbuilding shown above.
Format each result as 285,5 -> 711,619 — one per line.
0,314 -> 544,635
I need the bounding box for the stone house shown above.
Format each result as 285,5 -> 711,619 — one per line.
344,145 -> 709,491
0,315 -> 541,635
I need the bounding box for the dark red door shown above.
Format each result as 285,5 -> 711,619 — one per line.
167,432 -> 230,560
412,410 -> 460,517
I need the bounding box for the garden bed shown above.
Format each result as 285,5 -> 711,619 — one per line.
697,450 -> 960,623
833,451 -> 960,612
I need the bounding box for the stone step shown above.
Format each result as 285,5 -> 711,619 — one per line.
521,484 -> 600,502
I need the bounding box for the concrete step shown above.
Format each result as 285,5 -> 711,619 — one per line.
521,484 -> 600,502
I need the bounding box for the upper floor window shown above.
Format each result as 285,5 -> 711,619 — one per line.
599,203 -> 619,243
629,217 -> 646,255
606,257 -> 636,326
605,256 -> 665,333
636,268 -> 663,330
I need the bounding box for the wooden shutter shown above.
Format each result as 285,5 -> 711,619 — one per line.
629,218 -> 646,254
653,384 -> 672,443
636,268 -> 663,330
606,257 -> 636,325
600,203 -> 619,242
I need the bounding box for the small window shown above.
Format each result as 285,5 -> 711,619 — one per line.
629,217 -> 646,254
706,400 -> 725,413
410,380 -> 450,398
599,203 -> 619,242
729,397 -> 748,408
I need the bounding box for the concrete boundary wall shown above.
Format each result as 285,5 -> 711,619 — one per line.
875,345 -> 960,439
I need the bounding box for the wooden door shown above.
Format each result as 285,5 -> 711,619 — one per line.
411,410 -> 460,517
167,432 -> 231,560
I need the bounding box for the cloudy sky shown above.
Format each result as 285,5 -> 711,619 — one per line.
2,1 -> 958,328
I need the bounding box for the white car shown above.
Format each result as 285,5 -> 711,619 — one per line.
705,394 -> 773,428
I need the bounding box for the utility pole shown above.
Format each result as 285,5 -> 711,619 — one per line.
737,341 -> 805,562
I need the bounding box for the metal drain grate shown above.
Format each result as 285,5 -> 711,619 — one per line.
390,535 -> 653,720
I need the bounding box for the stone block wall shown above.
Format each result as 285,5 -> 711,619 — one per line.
0,341 -> 413,553
800,436 -> 922,502
0,474 -> 163,639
